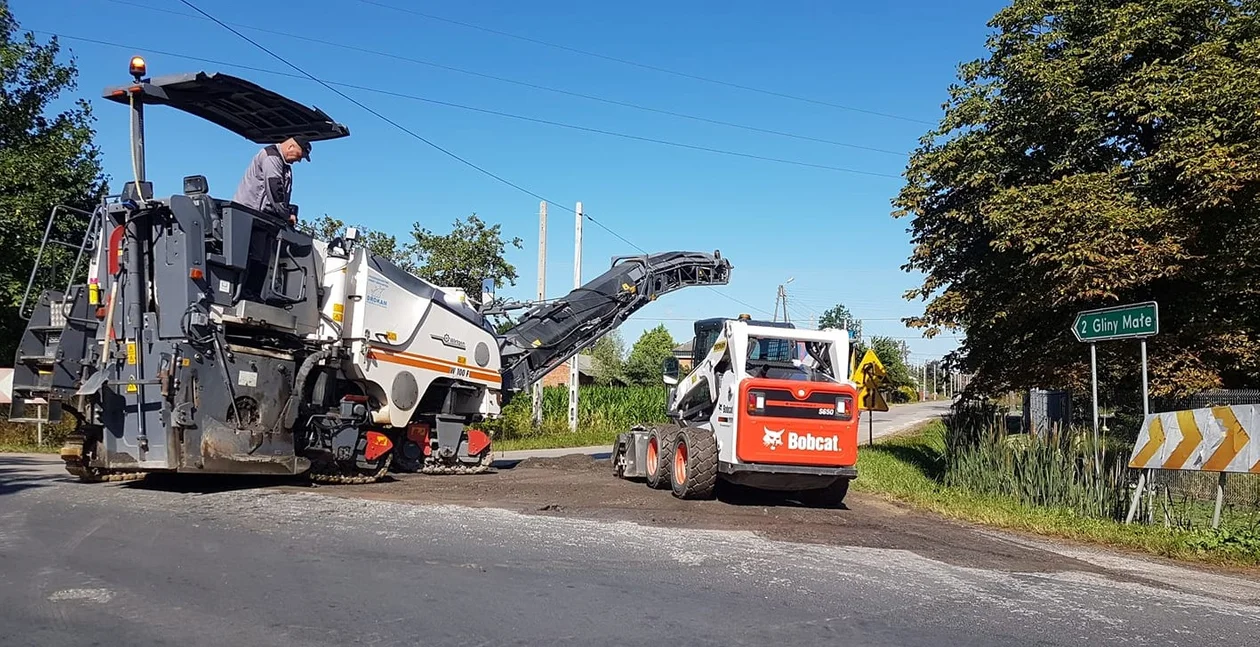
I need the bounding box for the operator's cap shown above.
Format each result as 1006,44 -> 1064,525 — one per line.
293,136 -> 312,161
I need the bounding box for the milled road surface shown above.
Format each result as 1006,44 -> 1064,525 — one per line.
2,450 -> 1258,646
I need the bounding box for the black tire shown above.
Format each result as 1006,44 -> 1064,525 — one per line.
612,433 -> 630,479
670,427 -> 718,500
797,477 -> 851,508
645,426 -> 672,489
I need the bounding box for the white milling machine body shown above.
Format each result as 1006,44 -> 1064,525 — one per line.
7,62 -> 733,483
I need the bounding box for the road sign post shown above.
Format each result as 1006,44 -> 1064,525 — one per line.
1071,302 -> 1159,524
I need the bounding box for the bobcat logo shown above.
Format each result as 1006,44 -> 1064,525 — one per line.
762,428 -> 784,450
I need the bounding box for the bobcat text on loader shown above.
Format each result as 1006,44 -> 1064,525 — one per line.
8,59 -> 732,484
611,315 -> 860,506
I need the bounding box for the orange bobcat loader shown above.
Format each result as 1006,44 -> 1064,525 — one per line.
611,316 -> 859,505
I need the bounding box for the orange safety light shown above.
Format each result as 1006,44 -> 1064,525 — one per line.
364,431 -> 393,462
189,267 -> 204,280
129,56 -> 146,79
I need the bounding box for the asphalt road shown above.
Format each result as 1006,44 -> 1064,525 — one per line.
2,452 -> 1257,646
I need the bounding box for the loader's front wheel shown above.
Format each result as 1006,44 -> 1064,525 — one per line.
670,427 -> 717,500
645,427 -> 671,489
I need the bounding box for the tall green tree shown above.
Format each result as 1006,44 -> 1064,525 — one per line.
407,213 -> 524,298
625,324 -> 677,386
818,303 -> 862,340
299,212 -> 523,303
301,214 -> 410,270
0,3 -> 106,365
893,0 -> 1260,398
582,330 -> 626,385
870,335 -> 915,389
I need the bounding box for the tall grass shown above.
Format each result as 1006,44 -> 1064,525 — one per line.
483,385 -> 668,446
940,401 -> 1258,534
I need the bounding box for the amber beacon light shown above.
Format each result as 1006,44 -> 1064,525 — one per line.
129,56 -> 146,80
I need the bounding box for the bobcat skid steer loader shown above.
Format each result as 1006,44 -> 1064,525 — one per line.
611,316 -> 860,505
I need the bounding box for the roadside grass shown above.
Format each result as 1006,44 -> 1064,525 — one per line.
855,422 -> 1260,569
0,418 -> 68,454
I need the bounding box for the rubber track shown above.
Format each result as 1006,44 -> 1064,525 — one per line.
674,427 -> 718,499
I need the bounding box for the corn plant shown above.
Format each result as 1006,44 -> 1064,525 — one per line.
484,385 -> 668,441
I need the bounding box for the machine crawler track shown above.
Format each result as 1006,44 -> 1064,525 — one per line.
59,434 -> 147,483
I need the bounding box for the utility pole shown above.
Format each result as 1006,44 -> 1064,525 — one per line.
773,278 -> 794,323
532,201 -> 547,428
568,201 -> 582,433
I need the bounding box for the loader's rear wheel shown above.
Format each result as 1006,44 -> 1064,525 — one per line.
795,478 -> 850,508
645,427 -> 672,489
670,427 -> 717,500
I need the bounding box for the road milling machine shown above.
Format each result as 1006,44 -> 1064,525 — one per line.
612,316 -> 860,505
8,59 -> 731,484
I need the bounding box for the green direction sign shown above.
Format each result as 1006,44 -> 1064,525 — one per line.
1073,302 -> 1159,342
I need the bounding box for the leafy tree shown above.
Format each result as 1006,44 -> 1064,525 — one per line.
625,324 -> 677,386
300,214 -> 411,270
407,213 -> 523,298
870,335 -> 915,389
582,330 -> 626,386
299,212 -> 522,304
818,303 -> 862,340
893,0 -> 1260,398
0,4 -> 106,365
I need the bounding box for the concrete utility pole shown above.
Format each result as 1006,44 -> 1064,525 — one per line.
568,201 -> 582,433
532,201 -> 547,428
773,278 -> 794,323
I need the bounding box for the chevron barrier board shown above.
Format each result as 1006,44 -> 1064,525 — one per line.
1129,405 -> 1260,473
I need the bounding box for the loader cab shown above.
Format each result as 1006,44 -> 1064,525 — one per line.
690,315 -> 794,368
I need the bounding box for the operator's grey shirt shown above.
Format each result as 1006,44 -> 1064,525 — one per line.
231,144 -> 292,216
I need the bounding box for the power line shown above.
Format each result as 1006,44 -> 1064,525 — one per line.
354,0 -> 935,126
103,3 -> 764,319
39,31 -> 900,179
97,0 -> 909,158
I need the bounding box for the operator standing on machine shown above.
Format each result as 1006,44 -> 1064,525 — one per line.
231,136 -> 311,223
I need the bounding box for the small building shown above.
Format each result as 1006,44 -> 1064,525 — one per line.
673,340 -> 695,371
540,354 -> 598,387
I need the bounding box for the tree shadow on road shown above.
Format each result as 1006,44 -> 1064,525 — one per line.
0,455 -> 65,497
127,472 -> 309,494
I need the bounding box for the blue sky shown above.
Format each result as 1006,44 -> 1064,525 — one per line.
12,0 -> 1005,365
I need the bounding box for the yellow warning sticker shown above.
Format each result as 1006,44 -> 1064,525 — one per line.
126,383 -> 137,393
181,358 -> 191,367
126,342 -> 137,365
332,303 -> 344,323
